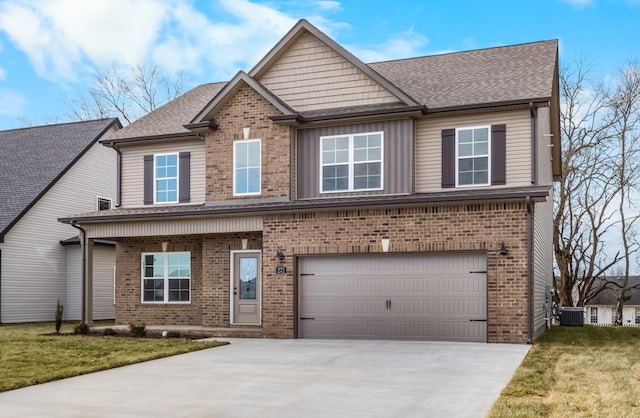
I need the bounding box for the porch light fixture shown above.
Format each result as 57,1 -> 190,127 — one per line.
162,241 -> 168,252
381,238 -> 390,253
499,242 -> 508,256
242,127 -> 250,139
241,238 -> 248,250
274,248 -> 285,261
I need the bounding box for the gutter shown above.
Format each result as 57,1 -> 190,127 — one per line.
526,196 -> 534,344
70,221 -> 87,324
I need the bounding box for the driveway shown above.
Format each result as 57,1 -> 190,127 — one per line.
0,338 -> 529,418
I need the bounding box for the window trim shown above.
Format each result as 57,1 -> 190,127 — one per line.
455,125 -> 491,187
233,139 -> 262,196
140,252 -> 191,304
96,196 -> 112,211
590,307 -> 598,324
319,131 -> 384,194
153,153 -> 179,204
635,307 -> 640,324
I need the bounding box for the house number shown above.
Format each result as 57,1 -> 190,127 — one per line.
276,266 -> 287,274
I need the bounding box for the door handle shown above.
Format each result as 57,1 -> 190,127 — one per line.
385,299 -> 392,310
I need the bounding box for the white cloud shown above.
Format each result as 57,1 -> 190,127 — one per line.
0,88 -> 26,115
0,67 -> 5,79
559,0 -> 594,7
317,1 -> 341,10
349,27 -> 429,63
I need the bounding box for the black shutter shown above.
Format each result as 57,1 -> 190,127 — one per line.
491,124 -> 506,185
143,155 -> 153,205
179,152 -> 190,203
441,128 -> 456,188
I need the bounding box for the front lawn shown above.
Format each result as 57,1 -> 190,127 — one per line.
0,322 -> 227,392
488,326 -> 640,417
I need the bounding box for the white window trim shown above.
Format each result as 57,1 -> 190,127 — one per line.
590,307 -> 598,324
455,125 -> 491,187
229,250 -> 262,325
140,252 -> 191,304
153,152 -> 179,204
233,139 -> 262,196
96,196 -> 112,211
319,131 -> 384,194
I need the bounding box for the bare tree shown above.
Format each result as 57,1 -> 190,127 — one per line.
66,63 -> 186,125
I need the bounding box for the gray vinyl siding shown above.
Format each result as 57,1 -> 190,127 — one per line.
415,110 -> 532,192
533,195 -> 554,339
120,140 -> 205,208
0,142 -> 116,323
92,245 -> 115,320
536,106 -> 553,186
65,246 -> 82,320
297,119 -> 413,199
259,31 -> 398,111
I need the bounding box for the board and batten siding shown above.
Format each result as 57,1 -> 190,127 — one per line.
65,244 -> 115,320
415,110 -> 532,192
533,195 -> 554,339
0,142 -> 116,323
120,140 -> 205,208
297,119 -> 412,199
259,31 -> 398,111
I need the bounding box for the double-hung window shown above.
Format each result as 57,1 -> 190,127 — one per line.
155,153 -> 178,203
635,307 -> 640,324
456,126 -> 490,186
590,307 -> 598,324
321,132 -> 383,192
142,252 -> 190,303
233,139 -> 261,195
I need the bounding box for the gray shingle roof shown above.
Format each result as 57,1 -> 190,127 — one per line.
105,40 -> 557,141
369,40 -> 558,110
588,277 -> 640,305
0,118 -> 119,239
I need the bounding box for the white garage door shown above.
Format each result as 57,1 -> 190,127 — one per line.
298,253 -> 487,342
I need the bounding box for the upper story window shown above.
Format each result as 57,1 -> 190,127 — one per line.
143,152 -> 190,205
141,252 -> 191,303
321,132 -> 383,193
456,126 -> 490,186
233,139 -> 261,196
97,197 -> 112,211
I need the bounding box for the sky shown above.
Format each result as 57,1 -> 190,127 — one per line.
0,0 -> 638,130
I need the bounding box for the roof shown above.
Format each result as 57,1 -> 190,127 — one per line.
588,277 -> 640,305
0,118 -> 120,240
369,40 -> 558,111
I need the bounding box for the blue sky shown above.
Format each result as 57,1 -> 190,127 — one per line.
0,0 -> 638,130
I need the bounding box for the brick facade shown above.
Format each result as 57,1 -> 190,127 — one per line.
115,202 -> 530,343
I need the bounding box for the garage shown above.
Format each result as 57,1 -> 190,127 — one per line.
298,253 -> 487,342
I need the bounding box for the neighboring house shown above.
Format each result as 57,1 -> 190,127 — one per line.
0,119 -> 121,323
61,20 -> 560,343
585,277 -> 640,326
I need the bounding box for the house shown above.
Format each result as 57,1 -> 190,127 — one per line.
0,118 -> 121,323
60,20 -> 560,343
584,277 -> 640,326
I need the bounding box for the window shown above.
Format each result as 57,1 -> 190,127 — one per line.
590,307 -> 598,324
456,126 -> 490,186
97,197 -> 112,211
155,154 -> 178,203
233,139 -> 261,195
321,132 -> 383,192
635,307 -> 640,324
141,252 -> 190,303
611,307 -> 618,324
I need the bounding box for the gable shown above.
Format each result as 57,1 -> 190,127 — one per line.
256,31 -> 402,112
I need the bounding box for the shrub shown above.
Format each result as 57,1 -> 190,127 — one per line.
55,299 -> 64,334
129,322 -> 146,338
73,322 -> 89,335
102,328 -> 117,336
165,331 -> 181,338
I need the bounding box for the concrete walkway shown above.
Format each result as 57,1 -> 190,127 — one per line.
0,339 -> 530,418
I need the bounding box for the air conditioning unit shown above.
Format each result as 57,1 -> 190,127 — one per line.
559,307 -> 584,326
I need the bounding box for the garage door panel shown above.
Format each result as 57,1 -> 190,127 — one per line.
299,253 -> 487,342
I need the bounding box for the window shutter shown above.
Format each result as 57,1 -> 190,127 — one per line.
441,129 -> 455,188
179,152 -> 190,203
491,124 -> 506,185
143,155 -> 153,205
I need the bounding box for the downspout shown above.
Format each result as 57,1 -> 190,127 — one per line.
529,102 -> 538,185
526,196 -> 534,344
70,221 -> 86,323
113,144 -> 122,208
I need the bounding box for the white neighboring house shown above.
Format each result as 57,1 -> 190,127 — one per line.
0,119 -> 121,323
584,277 -> 640,326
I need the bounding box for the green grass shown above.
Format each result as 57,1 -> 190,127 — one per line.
0,321 -> 227,393
488,326 -> 640,417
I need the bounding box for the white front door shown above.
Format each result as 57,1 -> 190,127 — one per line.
232,251 -> 261,324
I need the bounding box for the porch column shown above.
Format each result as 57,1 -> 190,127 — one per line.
84,238 -> 94,326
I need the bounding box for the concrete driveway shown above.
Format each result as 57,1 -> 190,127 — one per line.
0,338 -> 529,418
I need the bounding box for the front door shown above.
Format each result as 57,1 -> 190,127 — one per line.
233,251 -> 261,324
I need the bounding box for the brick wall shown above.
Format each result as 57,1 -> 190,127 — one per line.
205,84 -> 291,201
